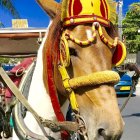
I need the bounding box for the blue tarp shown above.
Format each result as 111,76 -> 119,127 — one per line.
1,64 -> 15,71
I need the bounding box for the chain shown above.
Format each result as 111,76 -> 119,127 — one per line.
70,132 -> 78,140
0,82 -> 6,110
72,111 -> 89,140
0,81 -> 12,138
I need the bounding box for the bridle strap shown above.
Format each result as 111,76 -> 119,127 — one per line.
0,67 -> 50,138
95,22 -> 118,48
62,22 -> 118,47
60,22 -> 118,67
65,25 -> 96,46
58,65 -> 79,111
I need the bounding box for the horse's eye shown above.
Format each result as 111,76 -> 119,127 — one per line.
69,48 -> 77,56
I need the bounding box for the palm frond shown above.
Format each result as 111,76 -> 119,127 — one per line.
0,0 -> 20,18
0,21 -> 4,28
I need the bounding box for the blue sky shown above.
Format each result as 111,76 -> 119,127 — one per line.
0,0 -> 140,28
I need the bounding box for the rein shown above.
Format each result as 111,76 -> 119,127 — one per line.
0,67 -> 80,139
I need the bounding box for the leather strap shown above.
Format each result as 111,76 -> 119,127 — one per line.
0,67 -> 50,138
0,67 -> 79,137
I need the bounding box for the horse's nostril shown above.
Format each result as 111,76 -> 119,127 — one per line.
98,128 -> 123,140
98,128 -> 107,138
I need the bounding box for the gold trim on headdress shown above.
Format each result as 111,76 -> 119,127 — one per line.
61,0 -> 117,27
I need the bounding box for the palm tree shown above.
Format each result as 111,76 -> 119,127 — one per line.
0,0 -> 20,18
0,0 -> 20,27
0,21 -> 4,27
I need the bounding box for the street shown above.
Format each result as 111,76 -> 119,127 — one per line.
118,85 -> 140,140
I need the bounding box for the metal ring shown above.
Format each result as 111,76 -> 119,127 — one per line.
15,67 -> 25,77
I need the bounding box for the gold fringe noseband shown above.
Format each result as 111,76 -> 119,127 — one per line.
59,65 -> 120,90
58,65 -> 120,111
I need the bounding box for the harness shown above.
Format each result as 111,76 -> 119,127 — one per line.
58,1 -> 126,137
0,0 -> 127,139
58,22 -> 121,139
0,26 -> 124,140
59,2 -> 126,138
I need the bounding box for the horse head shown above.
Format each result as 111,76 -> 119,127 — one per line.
38,0 -> 126,139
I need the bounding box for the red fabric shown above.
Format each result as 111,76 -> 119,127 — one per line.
45,29 -> 65,121
5,58 -> 34,98
10,58 -> 34,74
46,55 -> 65,121
69,0 -> 72,16
100,0 -> 106,18
46,32 -> 69,139
100,0 -> 108,19
73,0 -> 82,15
112,43 -> 123,65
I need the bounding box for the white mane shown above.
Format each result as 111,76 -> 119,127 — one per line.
13,21 -> 61,140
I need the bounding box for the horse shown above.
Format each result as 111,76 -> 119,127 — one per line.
12,0 -> 126,139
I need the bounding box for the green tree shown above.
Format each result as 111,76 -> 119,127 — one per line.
122,2 -> 140,53
0,21 -> 4,27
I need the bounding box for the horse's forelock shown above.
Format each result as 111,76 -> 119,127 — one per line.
105,22 -> 118,39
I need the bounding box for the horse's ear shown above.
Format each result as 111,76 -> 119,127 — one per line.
36,0 -> 61,19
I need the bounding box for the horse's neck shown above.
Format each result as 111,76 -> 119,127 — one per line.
23,27 -> 61,139
27,32 -> 56,119
23,25 -> 68,138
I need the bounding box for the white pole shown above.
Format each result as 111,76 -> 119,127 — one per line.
118,0 -> 123,41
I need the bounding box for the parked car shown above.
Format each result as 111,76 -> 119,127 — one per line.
115,73 -> 133,95
114,63 -> 140,95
